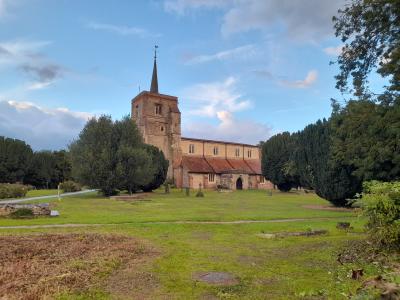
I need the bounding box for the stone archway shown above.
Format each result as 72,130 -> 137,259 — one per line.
236,177 -> 243,190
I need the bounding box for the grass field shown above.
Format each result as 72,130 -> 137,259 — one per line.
0,189 -> 386,299
26,188 -> 58,198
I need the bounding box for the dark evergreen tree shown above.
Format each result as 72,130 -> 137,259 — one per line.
0,137 -> 33,183
140,144 -> 169,192
261,132 -> 299,191
69,115 -> 118,196
25,151 -> 57,189
70,115 -> 167,195
295,119 -> 361,206
53,150 -> 72,184
331,100 -> 400,183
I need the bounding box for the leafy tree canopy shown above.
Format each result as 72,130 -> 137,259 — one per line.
70,115 -> 168,196
333,0 -> 400,103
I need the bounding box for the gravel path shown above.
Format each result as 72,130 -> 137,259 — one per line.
0,189 -> 97,204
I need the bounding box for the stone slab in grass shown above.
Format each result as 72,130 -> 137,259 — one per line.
257,229 -> 328,239
193,272 -> 239,286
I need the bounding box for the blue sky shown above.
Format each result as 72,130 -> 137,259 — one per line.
0,0 -> 350,150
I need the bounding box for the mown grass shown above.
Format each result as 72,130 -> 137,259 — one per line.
26,189 -> 58,197
0,189 -> 357,226
0,189 -> 377,299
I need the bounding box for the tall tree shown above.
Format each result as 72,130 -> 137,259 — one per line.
140,144 -> 169,192
331,100 -> 400,182
295,119 -> 361,206
69,116 -> 118,196
114,116 -> 153,194
70,115 -> 167,195
25,151 -> 57,189
0,137 -> 33,184
333,0 -> 400,102
261,132 -> 299,191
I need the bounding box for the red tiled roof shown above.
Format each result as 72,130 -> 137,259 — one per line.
205,157 -> 234,173
245,159 -> 262,174
181,156 -> 262,175
181,156 -> 213,173
227,159 -> 254,174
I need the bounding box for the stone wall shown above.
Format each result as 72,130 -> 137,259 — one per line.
0,203 -> 51,216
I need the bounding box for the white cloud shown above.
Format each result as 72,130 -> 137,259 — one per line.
222,0 -> 345,41
324,45 -> 343,56
86,22 -> 160,38
0,0 -> 15,18
280,70 -> 318,89
180,76 -> 270,144
183,110 -> 272,145
0,100 -> 92,150
0,39 -> 65,90
165,0 -> 344,42
0,40 -> 51,67
0,0 -> 7,17
184,44 -> 257,65
27,81 -> 54,90
164,0 -> 230,14
182,77 -> 251,117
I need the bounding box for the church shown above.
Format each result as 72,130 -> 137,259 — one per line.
131,52 -> 273,190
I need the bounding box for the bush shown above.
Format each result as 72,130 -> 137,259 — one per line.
10,208 -> 34,219
59,181 -> 81,193
0,183 -> 29,199
196,191 -> 204,197
360,181 -> 400,249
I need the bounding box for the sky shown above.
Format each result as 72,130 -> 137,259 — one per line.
0,0 -> 351,150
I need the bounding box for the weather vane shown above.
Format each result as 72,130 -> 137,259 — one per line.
154,45 -> 158,59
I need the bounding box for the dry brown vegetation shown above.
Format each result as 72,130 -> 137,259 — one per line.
0,233 -> 158,299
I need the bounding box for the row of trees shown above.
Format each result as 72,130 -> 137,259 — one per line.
262,99 -> 400,206
69,116 -> 168,196
262,0 -> 400,206
0,137 -> 72,188
0,116 -> 169,195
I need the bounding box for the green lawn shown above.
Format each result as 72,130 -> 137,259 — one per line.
0,189 -> 356,226
26,189 -> 58,198
0,189 -> 379,299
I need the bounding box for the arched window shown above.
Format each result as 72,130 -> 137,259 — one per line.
235,148 -> 240,157
155,104 -> 162,115
189,144 -> 195,154
213,146 -> 219,155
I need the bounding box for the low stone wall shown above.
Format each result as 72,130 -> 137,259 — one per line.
0,203 -> 51,216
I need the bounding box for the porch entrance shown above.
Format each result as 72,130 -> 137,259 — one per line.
236,177 -> 243,190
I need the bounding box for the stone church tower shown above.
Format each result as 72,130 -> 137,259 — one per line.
131,49 -> 182,179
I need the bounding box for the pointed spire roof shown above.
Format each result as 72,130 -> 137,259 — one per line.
150,45 -> 159,93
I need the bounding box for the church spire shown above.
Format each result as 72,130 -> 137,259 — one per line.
150,45 -> 159,93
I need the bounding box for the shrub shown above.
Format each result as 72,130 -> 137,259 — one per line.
60,181 -> 81,193
10,208 -> 34,219
196,191 -> 204,197
359,181 -> 400,249
0,183 -> 29,199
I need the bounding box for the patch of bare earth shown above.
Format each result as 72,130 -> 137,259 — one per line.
0,233 -> 159,300
302,204 -> 357,212
193,272 -> 239,286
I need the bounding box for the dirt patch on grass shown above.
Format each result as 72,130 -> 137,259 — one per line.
0,233 -> 158,299
193,272 -> 239,286
192,231 -> 214,240
111,193 -> 152,202
303,204 -> 357,212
